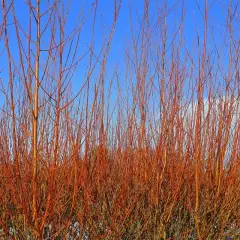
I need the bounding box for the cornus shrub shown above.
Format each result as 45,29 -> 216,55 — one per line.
0,0 -> 239,239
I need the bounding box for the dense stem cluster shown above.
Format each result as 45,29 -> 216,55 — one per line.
0,0 -> 239,239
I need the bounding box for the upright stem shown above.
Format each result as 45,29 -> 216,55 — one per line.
32,0 -> 40,225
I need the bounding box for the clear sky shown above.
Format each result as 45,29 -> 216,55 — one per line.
0,0 -> 239,107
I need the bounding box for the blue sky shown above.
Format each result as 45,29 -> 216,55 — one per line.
0,0 -> 239,108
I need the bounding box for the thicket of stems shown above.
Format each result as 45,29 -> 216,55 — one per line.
0,0 -> 239,239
